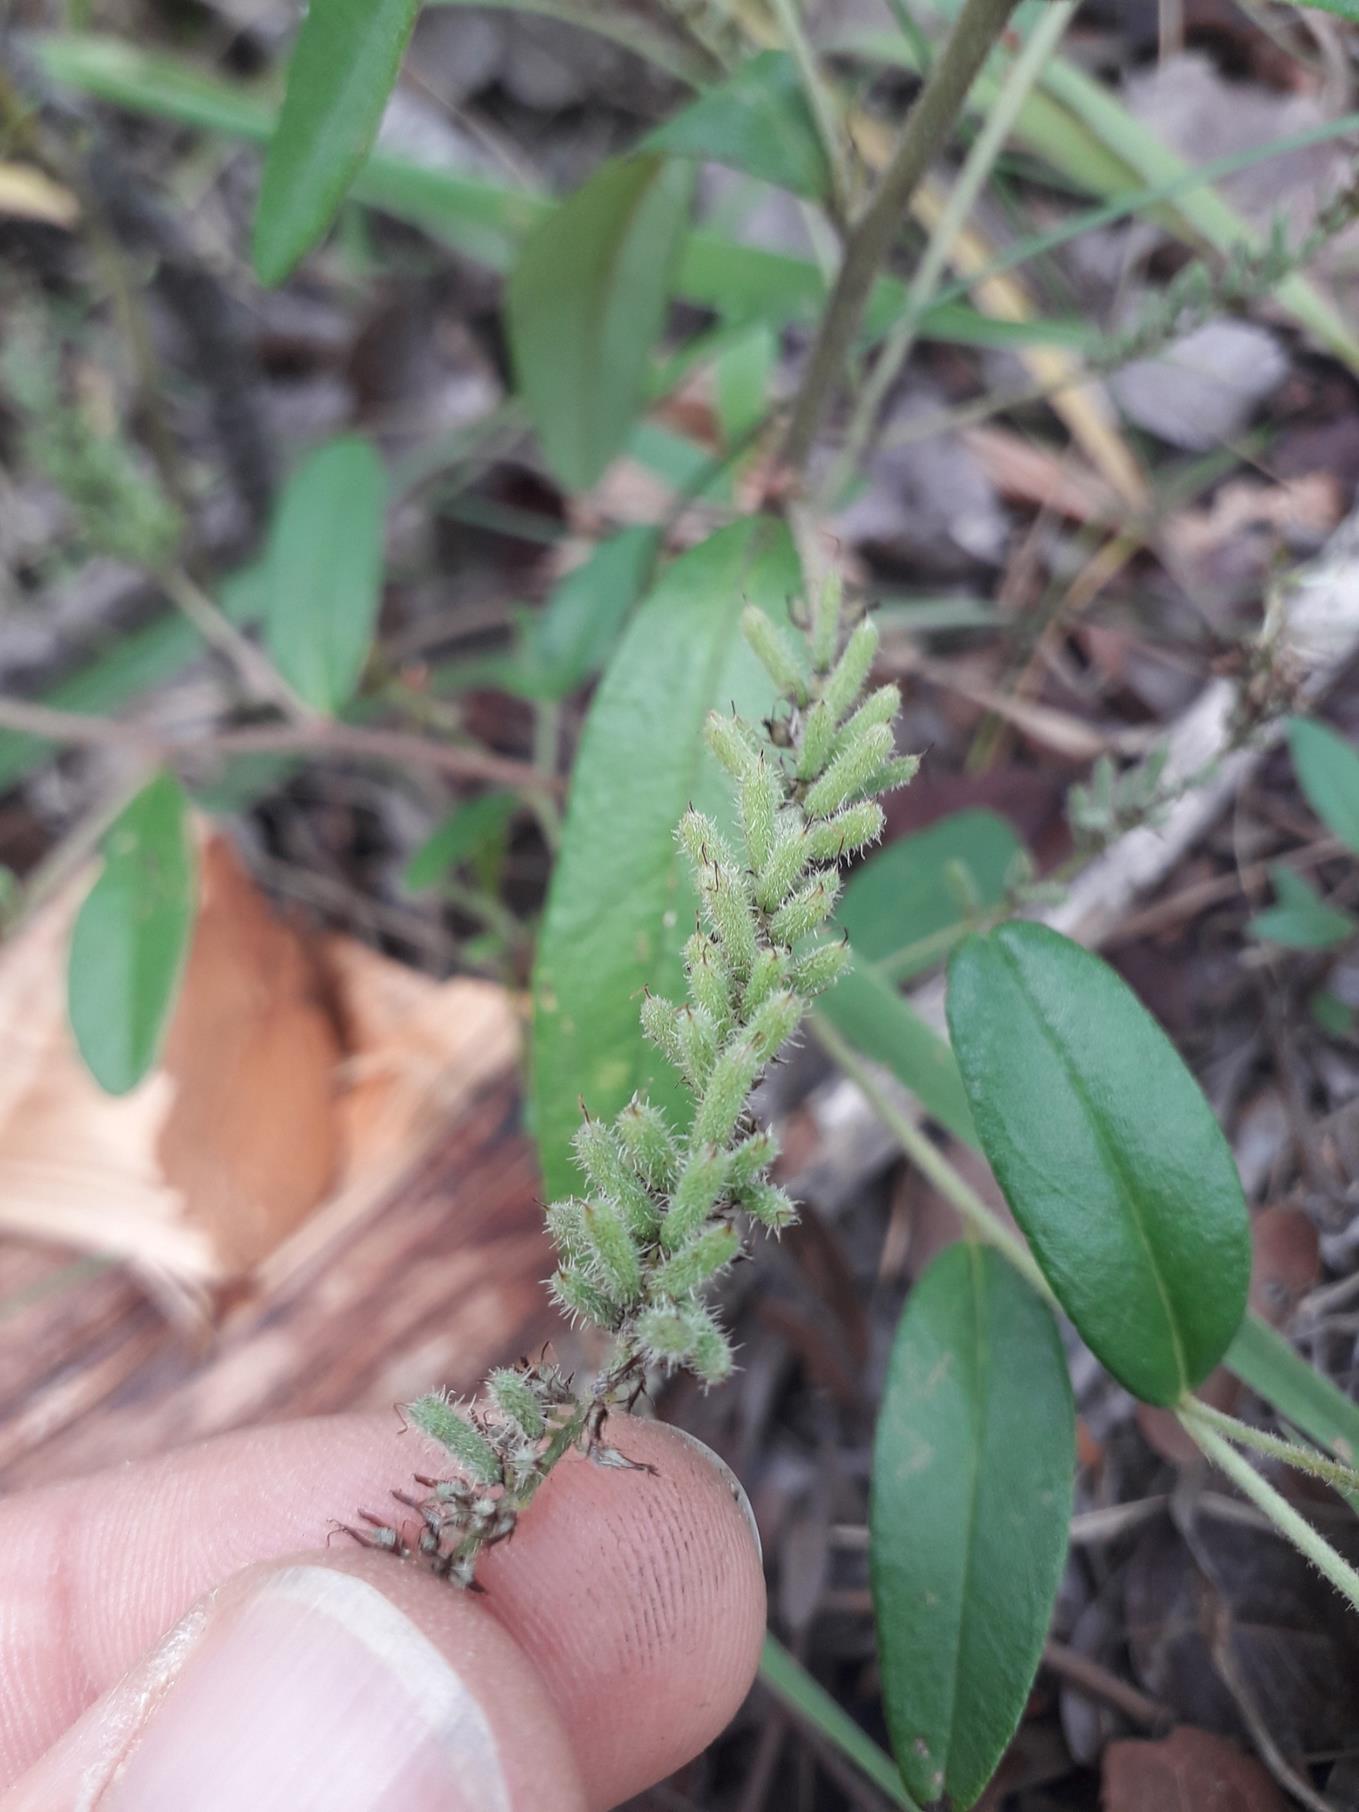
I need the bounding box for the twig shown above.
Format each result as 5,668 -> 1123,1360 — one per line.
767,0 -> 854,223
779,0 -> 1022,478
1041,1640 -> 1170,1731
158,566 -> 316,725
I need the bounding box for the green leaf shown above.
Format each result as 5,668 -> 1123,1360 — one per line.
266,435 -> 386,714
67,772 -> 197,1096
404,791 -> 519,894
253,0 -> 421,284
649,51 -> 831,199
814,964 -> 977,1146
1289,716 -> 1359,855
760,1637 -> 916,1811
1227,1313 -> 1359,1469
1251,864 -> 1356,951
872,1245 -> 1074,1811
518,527 -> 658,699
507,155 -> 694,492
530,518 -> 798,1198
947,924 -> 1251,1405
714,322 -> 776,452
839,810 -> 1022,978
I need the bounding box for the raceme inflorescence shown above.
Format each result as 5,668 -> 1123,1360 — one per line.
349,582 -> 915,1586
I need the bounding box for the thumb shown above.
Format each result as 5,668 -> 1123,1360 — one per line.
2,1549 -> 588,1812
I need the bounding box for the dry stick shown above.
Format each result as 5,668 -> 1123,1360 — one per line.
0,696 -> 559,794
779,0 -> 1023,479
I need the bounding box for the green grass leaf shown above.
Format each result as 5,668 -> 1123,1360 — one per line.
516,526 -> 658,700
1227,1313 -> 1359,1469
404,791 -> 519,894
649,51 -> 830,199
507,155 -> 694,491
1251,864 -> 1356,951
815,962 -> 977,1145
760,1637 -> 917,1810
872,1244 -> 1074,1811
947,923 -> 1251,1405
253,0 -> 421,284
530,518 -> 798,1198
266,435 -> 386,714
1289,715 -> 1359,855
67,772 -> 197,1096
839,809 -> 1021,978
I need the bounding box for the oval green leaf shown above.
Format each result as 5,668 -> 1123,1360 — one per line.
506,154 -> 694,493
872,1244 -> 1074,1811
253,0 -> 421,285
648,51 -> 831,200
1289,715 -> 1359,856
1251,864 -> 1356,951
67,771 -> 197,1096
530,518 -> 797,1199
266,434 -> 386,714
947,922 -> 1251,1405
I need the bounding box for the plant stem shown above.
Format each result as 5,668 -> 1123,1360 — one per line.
1176,1409 -> 1359,1615
160,566 -> 316,725
779,0 -> 1022,479
821,0 -> 1077,507
1181,1397 -> 1359,1502
767,0 -> 855,221
810,1008 -> 1052,1300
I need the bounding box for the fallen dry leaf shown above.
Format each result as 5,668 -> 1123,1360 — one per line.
1104,1727 -> 1286,1812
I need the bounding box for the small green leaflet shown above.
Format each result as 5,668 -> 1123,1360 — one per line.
404,792 -> 519,894
1289,716 -> 1359,856
714,322 -> 776,453
507,155 -> 694,492
947,923 -> 1251,1405
1251,864 -> 1356,951
530,518 -> 798,1199
872,1245 -> 1074,1810
838,809 -> 1022,979
253,0 -> 421,285
67,772 -> 197,1096
648,52 -> 831,200
266,435 -> 386,714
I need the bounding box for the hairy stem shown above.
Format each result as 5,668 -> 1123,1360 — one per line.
779,0 -> 1021,478
1181,1397 -> 1359,1502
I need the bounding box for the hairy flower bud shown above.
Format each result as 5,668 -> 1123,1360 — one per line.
804,723 -> 895,819
487,1367 -> 545,1441
663,1142 -> 731,1248
754,811 -> 810,910
728,1127 -> 778,1187
821,617 -> 879,722
573,1120 -> 657,1237
549,1263 -> 619,1329
797,697 -> 837,780
742,605 -> 808,705
741,945 -> 791,1018
544,1195 -> 589,1263
615,1096 -> 680,1190
583,1198 -> 643,1304
705,711 -> 760,781
685,931 -> 733,1032
693,1033 -> 762,1149
640,992 -> 684,1069
793,938 -> 852,996
770,868 -> 841,943
740,755 -> 781,870
804,800 -> 884,862
653,1222 -> 742,1295
809,574 -> 842,674
675,1003 -> 720,1091
739,1178 -> 798,1230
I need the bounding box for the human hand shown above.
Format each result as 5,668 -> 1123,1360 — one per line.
0,1413 -> 764,1810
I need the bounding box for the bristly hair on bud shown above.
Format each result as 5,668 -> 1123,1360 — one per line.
372,574 -> 913,1585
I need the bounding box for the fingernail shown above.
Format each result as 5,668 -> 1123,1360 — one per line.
98,1564 -> 510,1812
669,1426 -> 762,1563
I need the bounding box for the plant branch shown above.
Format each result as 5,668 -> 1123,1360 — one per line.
810,1008 -> 1052,1299
1181,1397 -> 1359,1502
767,0 -> 855,222
158,566 -> 316,725
1176,1408 -> 1359,1615
779,0 -> 1022,479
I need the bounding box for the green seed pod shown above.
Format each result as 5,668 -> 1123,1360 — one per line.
803,723 -> 894,819
809,575 -> 843,674
793,938 -> 852,996
487,1367 -> 545,1441
544,1196 -> 589,1263
677,808 -> 739,881
705,711 -> 760,781
636,1303 -> 696,1366
685,932 -> 733,1033
641,992 -> 684,1069
769,868 -> 840,944
740,754 -> 781,871
742,605 -> 809,705
754,812 -> 810,910
871,753 -> 921,795
746,987 -> 801,1061
803,800 -> 885,862
821,617 -> 879,723
728,1127 -> 778,1187
834,682 -> 899,753
663,1144 -> 731,1248
741,945 -> 790,1018
573,1119 -> 656,1236
739,1178 -> 798,1230
689,1309 -> 735,1386
797,698 -> 837,781
702,861 -> 759,979
675,1003 -> 720,1092
615,1096 -> 680,1191
653,1223 -> 742,1295
550,1263 -> 619,1329
692,1033 -> 762,1149
405,1393 -> 502,1484
583,1198 -> 643,1304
